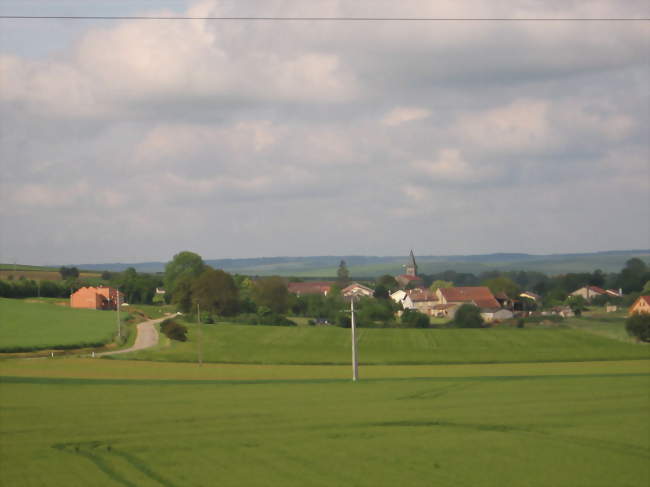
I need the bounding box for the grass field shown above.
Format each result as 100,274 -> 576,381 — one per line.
120,320 -> 649,365
0,359 -> 648,487
0,298 -> 118,352
564,312 -> 636,343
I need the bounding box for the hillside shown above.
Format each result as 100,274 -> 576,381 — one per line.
69,249 -> 650,277
121,322 -> 649,365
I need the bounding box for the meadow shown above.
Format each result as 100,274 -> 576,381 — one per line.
0,359 -> 648,487
121,320 -> 649,365
0,298 -> 118,352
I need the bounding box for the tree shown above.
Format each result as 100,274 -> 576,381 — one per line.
565,295 -> 588,314
618,258 -> 649,294
643,281 -> 650,295
252,276 -> 289,314
588,269 -> 606,287
373,284 -> 389,299
483,276 -> 519,298
164,251 -> 206,298
59,266 -> 79,280
191,268 -> 239,316
336,260 -> 350,288
429,280 -> 453,292
454,304 -> 484,328
171,275 -> 194,313
377,274 -> 398,290
625,313 -> 650,342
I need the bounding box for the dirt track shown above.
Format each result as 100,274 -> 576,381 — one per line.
97,316 -> 169,357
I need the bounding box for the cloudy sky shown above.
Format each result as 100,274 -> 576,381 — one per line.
0,0 -> 648,265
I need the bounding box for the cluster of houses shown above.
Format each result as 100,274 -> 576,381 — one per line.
288,251 -> 517,323
287,251 -> 650,323
70,252 -> 650,321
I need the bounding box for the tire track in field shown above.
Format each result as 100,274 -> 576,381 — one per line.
52,441 -> 178,487
364,419 -> 650,460
397,381 -> 475,400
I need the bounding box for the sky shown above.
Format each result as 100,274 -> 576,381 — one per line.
0,0 -> 648,265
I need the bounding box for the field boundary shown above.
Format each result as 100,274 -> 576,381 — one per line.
3,371 -> 649,387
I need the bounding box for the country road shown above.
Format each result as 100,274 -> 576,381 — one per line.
97,316 -> 171,357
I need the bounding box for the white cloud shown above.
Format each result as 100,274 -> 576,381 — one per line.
453,99 -> 551,153
411,149 -> 491,184
382,107 -> 431,127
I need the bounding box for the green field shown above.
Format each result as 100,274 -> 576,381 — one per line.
0,298 -> 118,352
1,360 -> 648,487
120,320 -> 649,365
565,312 -> 637,343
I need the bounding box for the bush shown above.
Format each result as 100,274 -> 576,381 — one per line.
400,309 -> 430,328
625,313 -> 650,342
160,319 -> 188,342
454,304 -> 484,328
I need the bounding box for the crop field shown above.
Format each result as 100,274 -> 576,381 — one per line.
0,269 -> 102,281
0,298 -> 118,352
121,321 -> 649,365
0,359 -> 648,487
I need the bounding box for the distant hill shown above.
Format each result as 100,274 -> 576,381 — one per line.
68,249 -> 650,277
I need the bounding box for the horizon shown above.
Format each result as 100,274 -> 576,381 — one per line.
3,247 -> 649,269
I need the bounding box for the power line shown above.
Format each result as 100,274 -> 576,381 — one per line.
0,15 -> 647,21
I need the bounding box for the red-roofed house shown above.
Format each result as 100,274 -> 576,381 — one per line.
570,286 -> 607,302
436,286 -> 501,310
287,281 -> 333,297
406,288 -> 438,315
629,296 -> 650,315
70,286 -> 123,310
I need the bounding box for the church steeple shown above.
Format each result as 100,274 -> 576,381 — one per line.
406,249 -> 417,276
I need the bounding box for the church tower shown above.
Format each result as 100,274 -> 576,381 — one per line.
405,249 -> 418,276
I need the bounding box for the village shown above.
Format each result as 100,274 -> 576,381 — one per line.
63,250 -> 650,328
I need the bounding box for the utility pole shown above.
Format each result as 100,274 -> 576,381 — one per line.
351,298 -> 358,382
197,303 -> 203,367
116,287 -> 121,339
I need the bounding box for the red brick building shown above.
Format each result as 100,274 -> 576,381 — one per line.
70,286 -> 123,310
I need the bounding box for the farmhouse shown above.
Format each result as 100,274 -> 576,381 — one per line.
390,290 -> 413,309
70,286 -> 123,310
629,295 -> 650,315
436,286 -> 500,309
570,286 -> 607,301
287,281 -> 332,297
406,288 -> 438,315
341,282 -> 374,300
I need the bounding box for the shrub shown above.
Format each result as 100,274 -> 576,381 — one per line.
160,319 -> 188,342
454,304 -> 484,328
401,309 -> 430,328
625,313 -> 650,342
